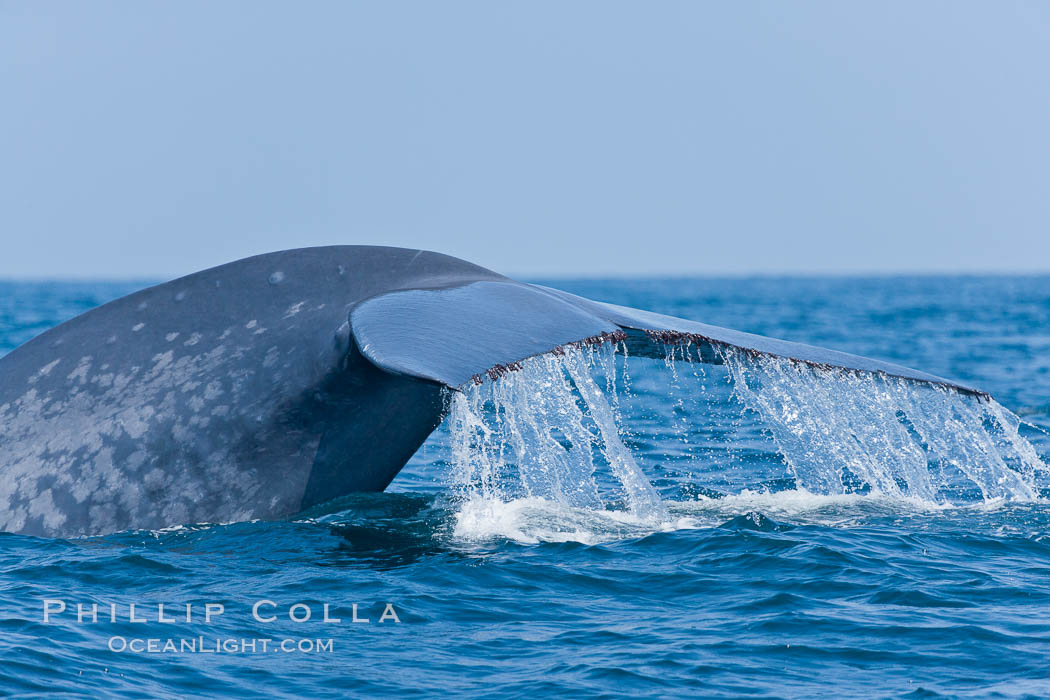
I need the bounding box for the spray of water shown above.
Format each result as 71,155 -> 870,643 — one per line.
720,348 -> 1043,502
448,346 -> 666,528
443,341 -> 1047,543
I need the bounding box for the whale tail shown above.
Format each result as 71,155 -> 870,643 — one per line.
352,278 -> 983,397
0,246 -> 983,537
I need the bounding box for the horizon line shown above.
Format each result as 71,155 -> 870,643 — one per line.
2,268 -> 1050,284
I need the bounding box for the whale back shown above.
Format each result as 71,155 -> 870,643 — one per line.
0,247 -> 498,536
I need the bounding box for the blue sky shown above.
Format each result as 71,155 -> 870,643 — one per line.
1,1 -> 1047,279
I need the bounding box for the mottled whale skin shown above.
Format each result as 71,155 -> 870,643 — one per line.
0,246 -> 979,537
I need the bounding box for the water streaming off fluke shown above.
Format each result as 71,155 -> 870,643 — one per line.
720,347 -> 1044,502
447,346 -> 667,532
444,342 -> 1046,542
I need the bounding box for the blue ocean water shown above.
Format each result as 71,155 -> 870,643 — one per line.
2,276 -> 1050,698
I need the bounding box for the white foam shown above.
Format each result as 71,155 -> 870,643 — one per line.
451,494 -> 699,545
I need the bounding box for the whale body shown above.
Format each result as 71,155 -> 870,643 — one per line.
0,246 -> 980,537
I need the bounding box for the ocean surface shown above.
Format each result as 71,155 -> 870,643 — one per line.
2,275 -> 1050,699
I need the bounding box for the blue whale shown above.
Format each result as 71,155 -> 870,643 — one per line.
0,246 -> 980,537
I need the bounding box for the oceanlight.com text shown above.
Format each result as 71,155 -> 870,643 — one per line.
107,636 -> 335,654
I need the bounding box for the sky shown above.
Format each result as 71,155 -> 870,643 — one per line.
1,1 -> 1048,279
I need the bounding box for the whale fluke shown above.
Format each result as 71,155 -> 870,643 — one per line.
0,246 -> 981,537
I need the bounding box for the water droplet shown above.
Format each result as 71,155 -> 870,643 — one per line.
269,271 -> 285,285
174,291 -> 186,302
